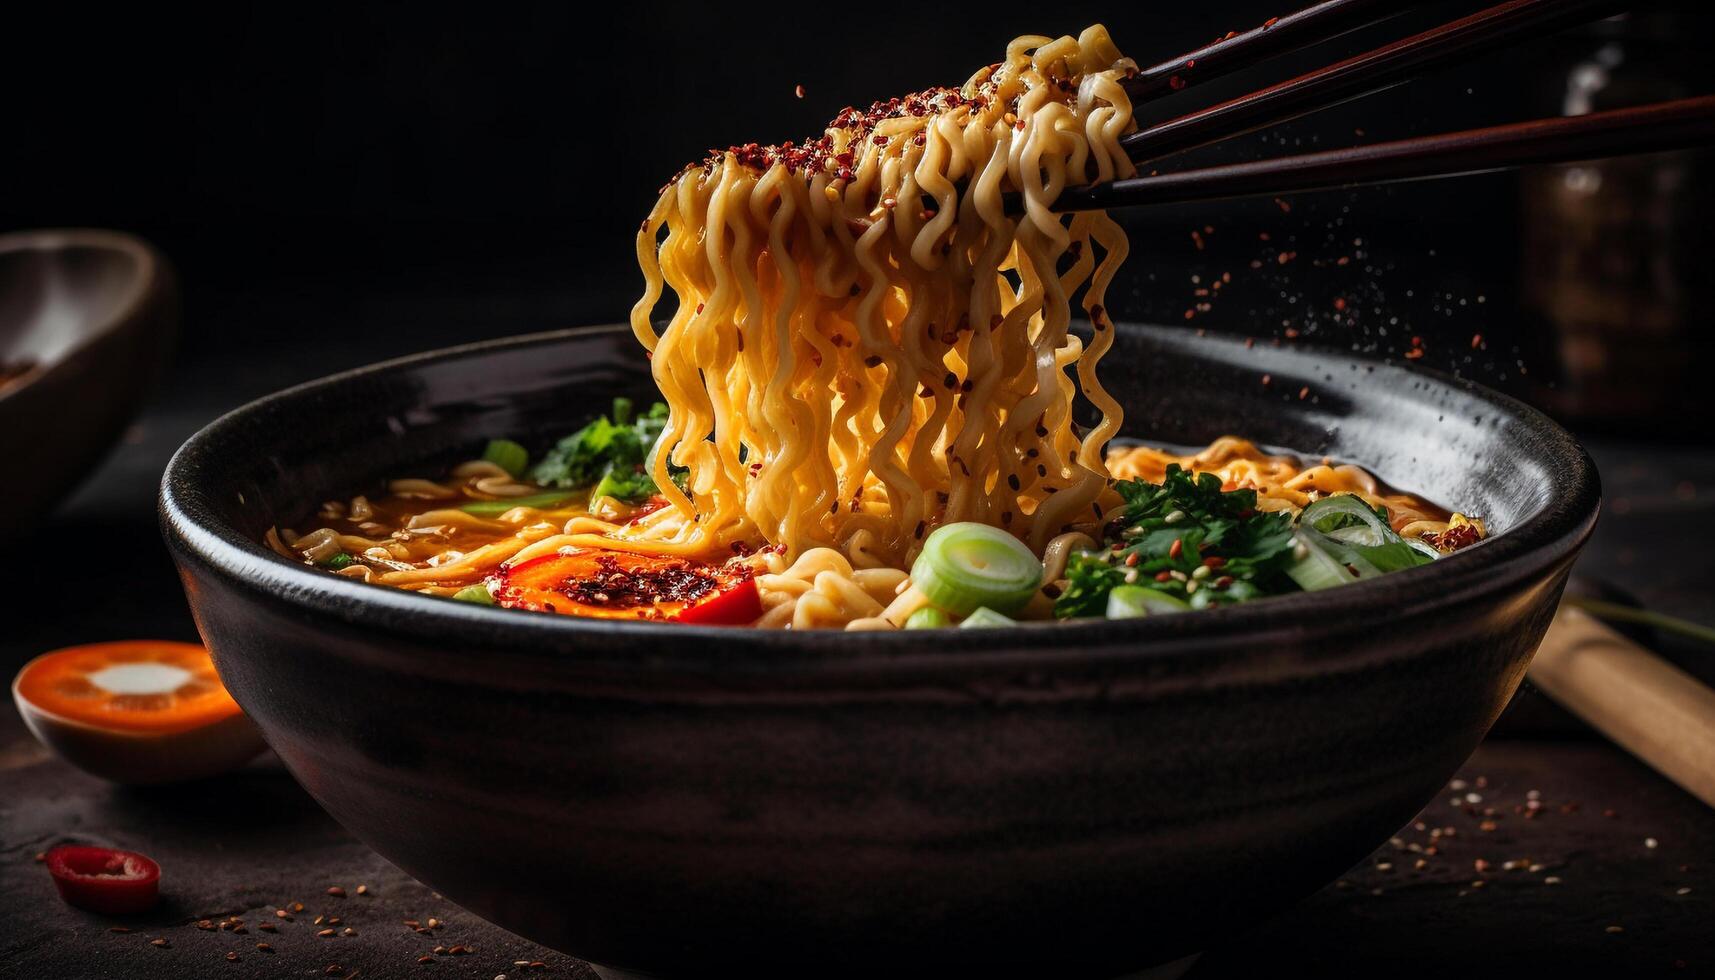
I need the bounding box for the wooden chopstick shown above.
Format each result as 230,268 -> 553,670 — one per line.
1120,0 -> 1413,104
1044,95 -> 1715,213
1531,605 -> 1715,810
1121,0 -> 1632,165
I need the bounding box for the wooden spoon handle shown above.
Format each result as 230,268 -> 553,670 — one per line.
1529,605 -> 1715,809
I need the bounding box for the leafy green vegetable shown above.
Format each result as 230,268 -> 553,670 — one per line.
1053,465 -> 1297,619
451,584 -> 496,605
530,398 -> 681,503
321,553 -> 355,571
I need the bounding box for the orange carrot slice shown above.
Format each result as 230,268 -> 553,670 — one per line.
13,641 -> 243,735
495,550 -> 756,623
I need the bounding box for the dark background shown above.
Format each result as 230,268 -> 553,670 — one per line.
3,0 -> 1679,388
4,3 -> 1714,977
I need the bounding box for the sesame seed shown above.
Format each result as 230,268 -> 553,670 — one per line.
327,886 -> 346,897
257,943 -> 274,953
1545,876 -> 1563,884
1645,838 -> 1659,849
1605,925 -> 1624,934
1677,887 -> 1692,896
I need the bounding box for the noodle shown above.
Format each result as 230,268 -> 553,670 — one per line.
611,25 -> 1139,574
268,25 -> 1485,630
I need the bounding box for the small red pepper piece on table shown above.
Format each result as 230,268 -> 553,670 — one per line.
45,845 -> 161,915
672,578 -> 762,626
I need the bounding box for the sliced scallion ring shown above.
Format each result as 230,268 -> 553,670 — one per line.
451,584 -> 496,605
910,522 -> 1042,616
1106,585 -> 1190,619
959,607 -> 1017,629
904,606 -> 951,630
481,439 -> 530,479
1284,531 -> 1363,591
1300,494 -> 1392,545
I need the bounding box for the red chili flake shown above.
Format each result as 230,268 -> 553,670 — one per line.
1298,386 -> 1310,400
1264,16 -> 1280,27
1169,539 -> 1184,559
1260,374 -> 1272,385
1404,348 -> 1425,360
1471,333 -> 1484,349
1155,571 -> 1173,583
1202,556 -> 1225,568
794,84 -> 805,99
1284,328 -> 1299,339
1215,576 -> 1234,588
1333,297 -> 1347,311
1274,197 -> 1292,213
1168,75 -> 1186,90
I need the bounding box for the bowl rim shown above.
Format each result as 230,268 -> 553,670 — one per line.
160,322 -> 1600,668
0,228 -> 163,404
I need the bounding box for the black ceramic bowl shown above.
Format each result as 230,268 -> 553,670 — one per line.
161,324 -> 1598,979
1,229 -> 175,539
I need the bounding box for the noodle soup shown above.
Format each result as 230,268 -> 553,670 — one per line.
268,24 -> 1485,629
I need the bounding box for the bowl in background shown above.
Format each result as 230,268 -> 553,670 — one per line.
0,228 -> 176,539
161,323 -> 1599,978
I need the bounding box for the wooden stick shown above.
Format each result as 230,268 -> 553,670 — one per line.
1045,95 -> 1715,213
1530,605 -> 1715,810
1120,0 -> 1411,104
1121,0 -> 1632,164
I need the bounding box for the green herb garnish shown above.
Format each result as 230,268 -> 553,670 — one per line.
530,398 -> 681,503
1054,464 -> 1297,619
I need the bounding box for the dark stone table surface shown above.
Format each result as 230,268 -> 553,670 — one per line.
3,272 -> 1712,978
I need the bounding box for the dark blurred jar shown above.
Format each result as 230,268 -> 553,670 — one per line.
1520,8 -> 1715,432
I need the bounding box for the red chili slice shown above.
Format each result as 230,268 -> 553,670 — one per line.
672,578 -> 763,626
45,845 -> 161,915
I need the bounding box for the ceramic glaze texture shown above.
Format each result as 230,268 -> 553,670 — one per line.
161,324 -> 1598,978
0,229 -> 176,539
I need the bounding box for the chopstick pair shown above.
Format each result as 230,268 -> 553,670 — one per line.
1018,0 -> 1714,213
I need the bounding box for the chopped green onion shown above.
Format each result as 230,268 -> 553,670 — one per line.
910,522 -> 1042,616
461,491 -> 578,516
321,553 -> 355,571
1106,585 -> 1190,619
1283,531 -> 1360,591
611,396 -> 634,426
904,606 -> 951,630
959,607 -> 1017,629
482,439 -> 530,479
451,584 -> 495,605
1301,494 -> 1392,546
1293,495 -> 1433,580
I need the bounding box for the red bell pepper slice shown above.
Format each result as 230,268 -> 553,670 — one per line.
45,845 -> 161,915
672,578 -> 763,625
